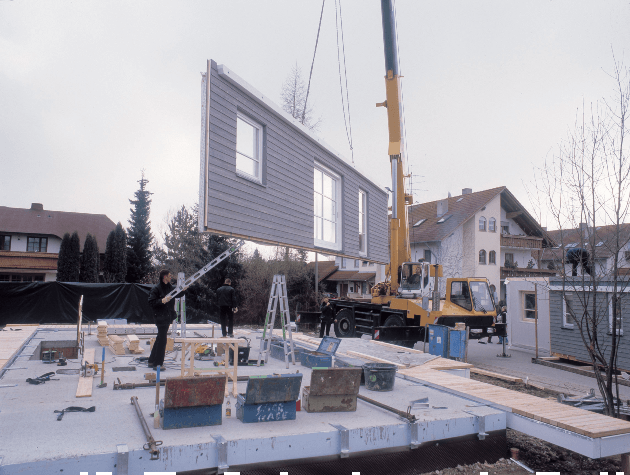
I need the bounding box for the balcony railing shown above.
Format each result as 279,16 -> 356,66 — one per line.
501,234 -> 543,249
501,267 -> 556,279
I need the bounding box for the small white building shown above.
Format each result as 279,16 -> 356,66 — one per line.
505,277 -> 551,356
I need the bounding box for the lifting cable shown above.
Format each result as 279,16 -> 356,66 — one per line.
303,0 -> 326,127
334,0 -> 355,164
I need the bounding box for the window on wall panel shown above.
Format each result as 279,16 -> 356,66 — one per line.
236,114 -> 263,182
314,164 -> 341,250
562,295 -> 574,328
359,190 -> 367,255
0,235 -> 10,251
489,218 -> 496,232
479,250 -> 486,264
479,216 -> 486,231
489,250 -> 496,264
523,292 -> 536,319
609,294 -> 623,335
27,237 -> 47,252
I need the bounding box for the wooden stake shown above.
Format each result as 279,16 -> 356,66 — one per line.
534,283 -> 539,360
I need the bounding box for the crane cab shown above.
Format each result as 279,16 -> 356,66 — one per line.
398,262 -> 431,299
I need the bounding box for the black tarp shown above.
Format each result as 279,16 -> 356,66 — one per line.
0,282 -> 155,325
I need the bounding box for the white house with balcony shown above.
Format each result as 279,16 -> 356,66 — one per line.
407,187 -> 555,301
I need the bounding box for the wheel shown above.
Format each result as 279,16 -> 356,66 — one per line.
382,314 -> 415,348
333,308 -> 355,338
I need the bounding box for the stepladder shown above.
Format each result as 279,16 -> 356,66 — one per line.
257,275 -> 296,368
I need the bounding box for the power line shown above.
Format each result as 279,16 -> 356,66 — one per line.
334,0 -> 354,164
302,0 -> 326,125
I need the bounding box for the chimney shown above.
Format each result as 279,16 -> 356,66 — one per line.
30,203 -> 43,211
462,188 -> 472,195
437,199 -> 449,217
579,222 -> 590,239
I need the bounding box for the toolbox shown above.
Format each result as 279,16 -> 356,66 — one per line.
270,341 -> 305,362
301,336 -> 341,368
160,375 -> 225,429
334,356 -> 366,385
236,373 -> 302,423
302,367 -> 362,413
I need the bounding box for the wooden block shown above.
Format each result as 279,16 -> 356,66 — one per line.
76,348 -> 95,398
470,368 -> 523,383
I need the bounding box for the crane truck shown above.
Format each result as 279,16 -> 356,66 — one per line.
325,0 -> 505,347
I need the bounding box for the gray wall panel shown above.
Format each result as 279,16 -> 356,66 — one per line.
200,60 -> 389,263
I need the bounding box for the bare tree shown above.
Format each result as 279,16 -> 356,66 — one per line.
281,63 -> 321,132
532,55 -> 630,416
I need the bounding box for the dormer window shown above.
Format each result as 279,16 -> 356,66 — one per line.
413,218 -> 427,227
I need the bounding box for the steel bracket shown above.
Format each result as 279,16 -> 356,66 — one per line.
213,434 -> 229,472
464,410 -> 488,440
116,444 -> 129,475
330,424 -> 350,458
410,421 -> 420,449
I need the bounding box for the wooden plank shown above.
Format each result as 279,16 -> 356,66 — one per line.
344,350 -> 406,368
470,368 -> 523,383
76,348 -> 95,398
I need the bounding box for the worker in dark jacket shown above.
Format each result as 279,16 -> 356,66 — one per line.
319,298 -> 336,338
216,278 -> 238,337
147,269 -> 181,370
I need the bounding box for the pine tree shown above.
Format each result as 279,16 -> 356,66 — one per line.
57,232 -> 81,282
126,171 -> 154,283
104,223 -> 127,283
80,233 -> 100,283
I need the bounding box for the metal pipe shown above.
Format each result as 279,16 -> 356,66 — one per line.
357,394 -> 416,422
130,396 -> 162,460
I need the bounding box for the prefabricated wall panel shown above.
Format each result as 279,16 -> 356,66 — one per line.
199,60 -> 389,263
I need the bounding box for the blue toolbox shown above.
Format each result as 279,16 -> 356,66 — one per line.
159,375 -> 225,429
301,336 -> 341,368
236,373 -> 302,423
270,341 -> 306,362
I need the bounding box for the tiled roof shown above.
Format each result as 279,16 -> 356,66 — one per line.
326,270 -> 376,282
306,260 -> 338,282
0,251 -> 58,270
541,223 -> 630,261
0,205 -> 116,251
408,187 -> 554,247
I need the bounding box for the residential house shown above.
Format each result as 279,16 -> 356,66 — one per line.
0,203 -> 117,282
541,223 -> 630,278
319,257 -> 385,299
408,187 -> 555,300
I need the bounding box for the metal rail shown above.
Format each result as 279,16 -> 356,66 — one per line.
357,394 -> 417,422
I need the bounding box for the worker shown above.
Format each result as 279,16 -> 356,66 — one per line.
497,300 -> 508,345
216,278 -> 238,337
319,298 -> 336,338
148,269 -> 181,371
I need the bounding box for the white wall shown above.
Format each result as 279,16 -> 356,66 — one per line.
506,277 -> 551,356
474,194 -> 501,289
5,233 -> 61,253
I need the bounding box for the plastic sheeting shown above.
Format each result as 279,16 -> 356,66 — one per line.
0,282 -> 155,325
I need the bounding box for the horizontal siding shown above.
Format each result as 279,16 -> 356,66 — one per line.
202,60 -> 388,262
550,290 -> 630,370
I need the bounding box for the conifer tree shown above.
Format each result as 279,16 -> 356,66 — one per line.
57,232 -> 81,282
80,233 -> 100,283
104,223 -> 127,282
126,171 -> 154,283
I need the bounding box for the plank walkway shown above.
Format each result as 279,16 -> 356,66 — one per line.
0,325 -> 38,370
400,366 -> 630,438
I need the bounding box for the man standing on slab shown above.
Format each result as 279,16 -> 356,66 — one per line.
148,269 -> 182,370
216,278 -> 238,337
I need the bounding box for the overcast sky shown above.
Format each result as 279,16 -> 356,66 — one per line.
1,0 -> 629,250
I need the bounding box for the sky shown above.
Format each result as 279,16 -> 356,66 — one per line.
1,0 -> 629,254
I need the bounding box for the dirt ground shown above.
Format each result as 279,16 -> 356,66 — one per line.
418,373 -> 624,475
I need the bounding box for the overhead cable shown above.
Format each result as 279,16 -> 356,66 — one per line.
334,0 -> 354,164
303,0 -> 326,126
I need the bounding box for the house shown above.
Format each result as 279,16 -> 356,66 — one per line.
408,187 -> 555,300
541,223 -> 630,278
0,203 -> 117,282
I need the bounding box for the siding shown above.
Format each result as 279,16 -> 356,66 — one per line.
549,281 -> 630,370
200,61 -> 388,263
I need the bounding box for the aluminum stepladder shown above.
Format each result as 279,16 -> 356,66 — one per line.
257,275 -> 295,369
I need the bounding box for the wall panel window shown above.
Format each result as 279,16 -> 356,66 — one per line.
609,294 -> 623,335
27,237 -> 47,252
479,216 -> 486,231
359,190 -> 367,255
0,235 -> 10,251
562,295 -> 574,328
523,292 -> 536,320
314,164 -> 342,250
236,113 -> 263,182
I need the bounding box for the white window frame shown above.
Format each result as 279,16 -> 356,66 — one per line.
479,249 -> 486,265
609,294 -> 623,336
489,217 -> 496,232
479,216 -> 487,231
522,291 -> 536,321
489,250 -> 496,265
314,162 -> 342,251
562,295 -> 574,329
359,190 -> 367,256
235,112 -> 263,184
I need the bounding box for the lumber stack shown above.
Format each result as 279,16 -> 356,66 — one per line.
108,335 -> 126,355
126,334 -> 144,354
97,322 -> 109,346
